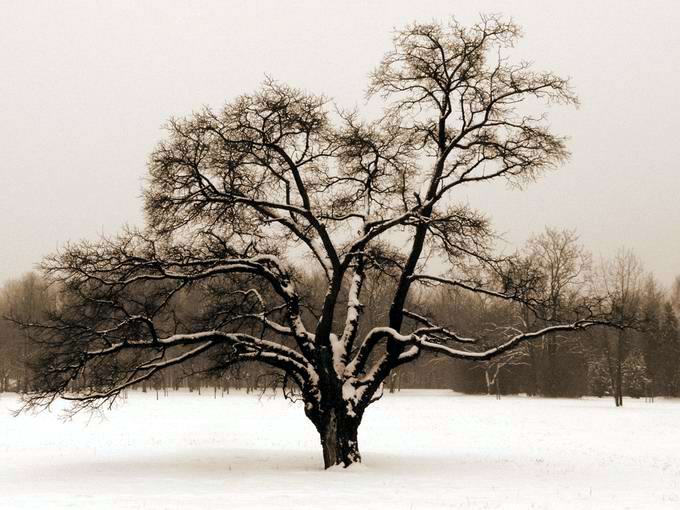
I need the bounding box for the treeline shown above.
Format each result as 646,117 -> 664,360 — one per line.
2,228 -> 679,403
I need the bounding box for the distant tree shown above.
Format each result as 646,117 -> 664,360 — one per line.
473,339 -> 528,398
657,302 -> 680,395
671,276 -> 680,314
639,276 -> 664,397
621,348 -> 649,399
1,273 -> 51,392
0,298 -> 18,392
597,249 -> 644,407
16,16 -> 614,468
586,354 -> 612,397
523,228 -> 591,396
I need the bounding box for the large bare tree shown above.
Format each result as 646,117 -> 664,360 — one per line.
18,16 -> 613,468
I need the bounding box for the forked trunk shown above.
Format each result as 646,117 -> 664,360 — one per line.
319,408 -> 361,469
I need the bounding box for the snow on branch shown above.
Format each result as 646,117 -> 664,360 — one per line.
417,320 -> 613,361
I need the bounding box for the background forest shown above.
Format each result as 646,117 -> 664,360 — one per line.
3,228 -> 678,403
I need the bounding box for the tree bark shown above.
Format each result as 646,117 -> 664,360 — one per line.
318,408 -> 361,469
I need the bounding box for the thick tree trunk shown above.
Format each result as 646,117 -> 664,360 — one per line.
318,408 -> 361,469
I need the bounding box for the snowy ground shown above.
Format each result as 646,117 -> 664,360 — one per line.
1,390 -> 679,509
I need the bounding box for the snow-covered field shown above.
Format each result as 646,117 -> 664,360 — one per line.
1,390 -> 679,509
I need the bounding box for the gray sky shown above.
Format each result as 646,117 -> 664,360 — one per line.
1,0 -> 678,284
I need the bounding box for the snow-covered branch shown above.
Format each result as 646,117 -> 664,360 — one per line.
417,320 -> 610,361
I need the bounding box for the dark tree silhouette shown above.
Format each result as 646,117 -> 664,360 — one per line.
17,16 -> 614,468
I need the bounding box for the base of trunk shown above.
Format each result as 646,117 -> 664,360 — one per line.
319,410 -> 361,469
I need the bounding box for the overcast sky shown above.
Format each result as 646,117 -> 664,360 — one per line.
1,0 -> 678,284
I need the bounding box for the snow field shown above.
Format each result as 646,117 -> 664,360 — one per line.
1,390 -> 679,509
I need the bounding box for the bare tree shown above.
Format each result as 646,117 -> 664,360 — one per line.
598,249 -> 644,406
16,16 -> 614,468
524,228 -> 591,396
1,273 -> 51,393
472,330 -> 529,399
671,275 -> 680,314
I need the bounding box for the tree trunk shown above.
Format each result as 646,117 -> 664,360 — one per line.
604,336 -> 620,407
546,337 -> 557,397
528,343 -> 539,396
318,408 -> 361,469
484,370 -> 492,395
615,353 -> 623,407
615,332 -> 624,407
